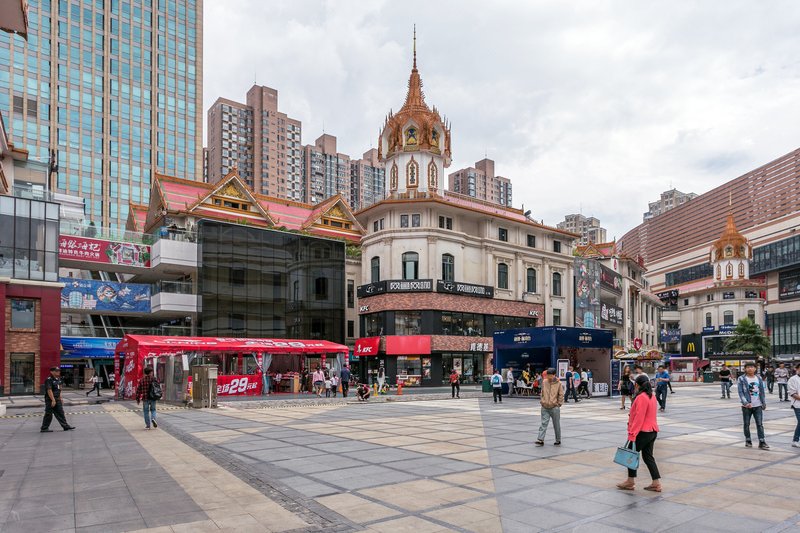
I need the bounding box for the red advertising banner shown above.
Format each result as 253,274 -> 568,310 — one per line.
188,374 -> 263,396
58,235 -> 151,268
385,335 -> 431,355
354,336 -> 381,356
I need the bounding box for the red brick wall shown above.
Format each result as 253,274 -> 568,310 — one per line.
3,284 -> 62,395
359,292 -> 544,318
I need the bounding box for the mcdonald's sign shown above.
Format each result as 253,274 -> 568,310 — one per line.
687,342 -> 696,353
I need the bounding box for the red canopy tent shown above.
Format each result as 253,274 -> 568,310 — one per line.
115,335 -> 348,399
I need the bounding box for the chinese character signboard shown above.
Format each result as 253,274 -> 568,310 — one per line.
600,302 -> 624,326
58,236 -> 151,268
60,277 -> 151,313
599,264 -> 623,293
659,329 -> 681,343
436,280 -> 494,298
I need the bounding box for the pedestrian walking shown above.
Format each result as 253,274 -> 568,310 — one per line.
578,368 -> 591,398
330,373 -> 338,397
775,363 -> 790,402
340,365 -> 351,397
765,365 -> 775,394
450,369 -> 461,398
536,368 -> 564,446
655,366 -> 670,412
633,365 -> 649,380
40,367 -> 76,432
788,363 -> 800,448
564,366 -> 580,403
324,367 -> 332,398
619,365 -> 633,409
784,362 -> 800,448
377,366 -> 386,392
737,362 -> 769,449
85,374 -> 101,397
719,364 -> 733,399
506,367 -> 515,397
617,374 -> 661,492
491,369 -> 503,403
136,366 -> 160,430
312,367 -> 325,397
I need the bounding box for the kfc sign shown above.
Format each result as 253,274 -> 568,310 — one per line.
354,337 -> 380,356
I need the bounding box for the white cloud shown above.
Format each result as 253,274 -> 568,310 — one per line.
204,0 -> 800,239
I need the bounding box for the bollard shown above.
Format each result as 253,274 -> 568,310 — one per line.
397,381 -> 404,395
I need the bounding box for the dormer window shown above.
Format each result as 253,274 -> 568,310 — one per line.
724,245 -> 733,258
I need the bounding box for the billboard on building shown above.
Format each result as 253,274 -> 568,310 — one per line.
60,278 -> 151,313
574,258 -> 601,328
58,235 -> 151,268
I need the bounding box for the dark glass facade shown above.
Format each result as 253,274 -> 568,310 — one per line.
0,195 -> 60,281
198,221 -> 345,343
665,262 -> 714,287
360,310 -> 535,337
768,310 -> 800,357
752,234 -> 800,275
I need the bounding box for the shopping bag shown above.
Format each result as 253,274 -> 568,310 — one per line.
613,441 -> 640,470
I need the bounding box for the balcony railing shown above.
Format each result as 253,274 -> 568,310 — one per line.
60,324 -> 192,338
11,185 -> 56,202
151,280 -> 194,294
60,221 -> 198,246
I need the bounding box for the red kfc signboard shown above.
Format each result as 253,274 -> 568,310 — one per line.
354,337 -> 381,356
58,235 -> 151,268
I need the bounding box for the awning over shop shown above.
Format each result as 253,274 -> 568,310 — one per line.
115,335 -> 348,356
61,337 -> 122,359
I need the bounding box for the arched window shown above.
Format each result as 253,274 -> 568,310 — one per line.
428,160 -> 438,189
747,310 -> 756,322
497,263 -> 509,289
526,268 -> 537,293
406,158 -> 419,188
738,263 -> 745,278
441,253 -> 454,282
723,311 -> 734,325
370,257 -> 380,283
552,272 -> 562,296
726,263 -> 733,279
705,312 -> 712,327
390,163 -> 398,190
402,252 -> 419,280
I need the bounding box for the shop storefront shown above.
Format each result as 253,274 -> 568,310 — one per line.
352,335 -> 492,387
60,337 -> 121,389
494,327 -> 614,395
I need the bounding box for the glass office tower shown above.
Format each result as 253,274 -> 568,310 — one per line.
0,0 -> 203,229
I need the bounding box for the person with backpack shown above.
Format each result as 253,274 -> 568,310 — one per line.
737,362 -> 769,449
136,366 -> 161,430
491,369 -> 503,403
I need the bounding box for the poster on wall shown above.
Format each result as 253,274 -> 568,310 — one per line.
422,357 -> 431,379
574,258 -> 601,328
779,269 -> 800,301
59,235 -> 151,268
60,277 -> 151,312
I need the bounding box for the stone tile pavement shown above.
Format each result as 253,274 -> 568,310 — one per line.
1,385 -> 799,532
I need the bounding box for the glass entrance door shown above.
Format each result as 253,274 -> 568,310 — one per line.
10,353 -> 35,395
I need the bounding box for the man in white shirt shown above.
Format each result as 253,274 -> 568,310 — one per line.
788,362 -> 800,448
774,363 -> 790,401
506,368 -> 515,396
85,374 -> 101,397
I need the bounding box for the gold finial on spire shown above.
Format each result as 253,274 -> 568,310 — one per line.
729,191 -> 732,208
413,24 -> 417,70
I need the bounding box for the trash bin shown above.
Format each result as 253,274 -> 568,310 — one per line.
703,371 -> 714,383
482,378 -> 492,393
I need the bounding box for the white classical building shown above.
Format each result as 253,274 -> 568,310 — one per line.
351,38 -> 579,387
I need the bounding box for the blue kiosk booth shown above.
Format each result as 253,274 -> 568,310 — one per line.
493,326 -> 616,396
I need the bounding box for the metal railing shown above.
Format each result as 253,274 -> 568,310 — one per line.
11,185 -> 55,202
151,280 -> 194,295
60,324 -> 192,338
59,221 -> 198,246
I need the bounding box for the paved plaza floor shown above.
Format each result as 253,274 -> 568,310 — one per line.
1,385 -> 798,532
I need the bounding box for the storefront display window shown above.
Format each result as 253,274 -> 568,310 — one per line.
395,311 -> 421,335
397,356 -> 422,386
441,353 -> 485,384
10,299 -> 35,329
10,353 -> 35,394
422,357 -> 431,379
440,312 -> 484,336
362,313 -> 383,336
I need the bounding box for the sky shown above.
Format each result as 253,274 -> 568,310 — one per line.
203,0 -> 800,240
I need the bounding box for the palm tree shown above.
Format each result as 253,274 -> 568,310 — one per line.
726,318 -> 771,360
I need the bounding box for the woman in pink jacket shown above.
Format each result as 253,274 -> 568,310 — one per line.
617,374 -> 662,492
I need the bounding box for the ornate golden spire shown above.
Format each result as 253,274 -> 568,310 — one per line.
413,25 -> 417,71
403,25 -> 426,110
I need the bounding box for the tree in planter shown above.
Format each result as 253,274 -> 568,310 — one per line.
726,318 -> 771,361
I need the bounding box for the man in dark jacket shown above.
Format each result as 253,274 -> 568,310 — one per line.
41,367 -> 75,432
136,367 -> 159,430
340,365 -> 351,397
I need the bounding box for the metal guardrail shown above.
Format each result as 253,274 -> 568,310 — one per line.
60,325 -> 192,337
11,186 -> 55,202
59,222 -> 198,245
152,280 -> 194,295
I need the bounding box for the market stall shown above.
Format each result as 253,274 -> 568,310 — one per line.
114,335 -> 348,400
